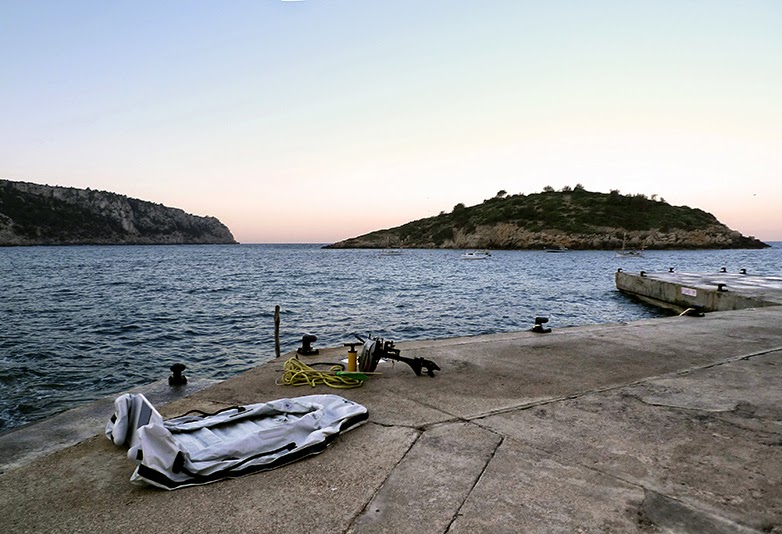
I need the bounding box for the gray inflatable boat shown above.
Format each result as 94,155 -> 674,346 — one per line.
106,393 -> 368,490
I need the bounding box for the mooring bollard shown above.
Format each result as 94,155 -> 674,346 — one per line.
531,316 -> 551,334
297,334 -> 319,356
169,363 -> 187,386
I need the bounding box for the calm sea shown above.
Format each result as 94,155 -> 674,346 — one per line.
1,243 -> 780,432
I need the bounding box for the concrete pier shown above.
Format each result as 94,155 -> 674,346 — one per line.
2,306 -> 782,533
616,269 -> 782,313
0,377 -> 218,473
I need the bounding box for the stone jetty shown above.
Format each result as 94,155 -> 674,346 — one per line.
2,299 -> 781,532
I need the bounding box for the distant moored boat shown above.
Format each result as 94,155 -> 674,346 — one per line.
461,250 -> 491,260
615,234 -> 644,257
379,249 -> 403,256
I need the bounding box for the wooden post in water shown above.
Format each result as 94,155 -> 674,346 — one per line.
274,305 -> 281,358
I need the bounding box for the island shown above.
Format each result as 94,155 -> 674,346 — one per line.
325,186 -> 768,250
0,180 -> 237,246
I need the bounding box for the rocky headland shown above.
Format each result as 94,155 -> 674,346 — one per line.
325,188 -> 768,250
0,180 -> 237,246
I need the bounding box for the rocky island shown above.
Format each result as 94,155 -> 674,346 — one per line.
0,180 -> 237,246
326,186 -> 768,250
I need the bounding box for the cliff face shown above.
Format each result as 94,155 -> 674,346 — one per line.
0,180 -> 237,246
326,189 -> 768,250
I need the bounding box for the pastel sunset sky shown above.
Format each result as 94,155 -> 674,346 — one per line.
2,1 -> 780,243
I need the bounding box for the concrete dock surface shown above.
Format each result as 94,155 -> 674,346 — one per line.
616,270 -> 782,313
2,306 -> 781,533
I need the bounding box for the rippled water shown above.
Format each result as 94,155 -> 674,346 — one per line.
1,243 -> 780,431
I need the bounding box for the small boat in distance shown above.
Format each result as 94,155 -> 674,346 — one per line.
615,234 -> 644,257
461,250 -> 491,260
379,249 -> 403,256
615,248 -> 644,258
544,246 -> 569,253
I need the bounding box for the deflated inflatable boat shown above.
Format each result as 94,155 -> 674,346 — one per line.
106,393 -> 368,490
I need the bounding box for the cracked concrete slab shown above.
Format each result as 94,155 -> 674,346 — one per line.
448,437 -> 647,533
640,490 -> 765,534
370,310 -> 782,422
478,355 -> 782,532
620,351 -> 782,436
349,421 -> 501,534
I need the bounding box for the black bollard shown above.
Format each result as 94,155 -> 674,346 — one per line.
297,334 -> 320,356
531,316 -> 551,334
169,363 -> 187,386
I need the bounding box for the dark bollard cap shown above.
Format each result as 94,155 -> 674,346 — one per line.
531,316 -> 551,333
169,363 -> 188,386
297,334 -> 320,356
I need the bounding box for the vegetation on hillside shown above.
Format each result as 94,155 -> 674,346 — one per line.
326,186 -> 767,250
0,184 -> 124,240
0,180 -> 237,245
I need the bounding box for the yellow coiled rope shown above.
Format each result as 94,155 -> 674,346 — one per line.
276,357 -> 364,389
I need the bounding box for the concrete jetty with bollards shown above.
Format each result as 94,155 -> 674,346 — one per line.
2,305 -> 781,532
616,268 -> 782,313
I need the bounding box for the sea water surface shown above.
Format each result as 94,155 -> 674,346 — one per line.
2,243 -> 780,432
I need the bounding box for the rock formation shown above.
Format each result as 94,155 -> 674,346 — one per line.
325,189 -> 768,250
0,180 -> 237,246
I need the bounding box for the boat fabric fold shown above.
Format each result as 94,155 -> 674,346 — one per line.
105,392 -> 165,448
106,393 -> 368,490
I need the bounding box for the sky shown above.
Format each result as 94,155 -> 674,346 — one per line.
1,0 -> 781,243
